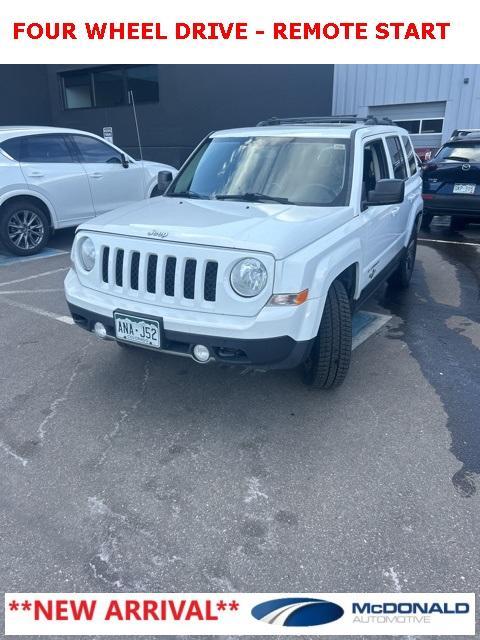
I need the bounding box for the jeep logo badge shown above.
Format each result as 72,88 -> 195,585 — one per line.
148,230 -> 168,238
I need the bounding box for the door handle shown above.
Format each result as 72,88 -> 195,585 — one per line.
90,172 -> 103,179
27,171 -> 44,177
407,194 -> 416,201
391,207 -> 400,216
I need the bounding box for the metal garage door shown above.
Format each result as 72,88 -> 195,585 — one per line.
368,101 -> 446,148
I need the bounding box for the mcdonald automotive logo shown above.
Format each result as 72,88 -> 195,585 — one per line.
251,597 -> 344,626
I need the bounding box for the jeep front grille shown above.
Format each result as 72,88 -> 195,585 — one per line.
101,246 -> 218,303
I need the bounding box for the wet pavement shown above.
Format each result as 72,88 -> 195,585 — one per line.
0,218 -> 479,639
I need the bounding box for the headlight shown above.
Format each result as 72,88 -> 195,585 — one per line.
79,237 -> 96,272
230,258 -> 267,297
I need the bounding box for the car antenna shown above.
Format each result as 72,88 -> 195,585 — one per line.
128,89 -> 147,193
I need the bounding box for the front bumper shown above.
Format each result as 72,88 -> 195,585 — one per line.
65,270 -> 316,369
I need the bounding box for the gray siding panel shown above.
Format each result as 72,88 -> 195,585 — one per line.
333,65 -> 480,144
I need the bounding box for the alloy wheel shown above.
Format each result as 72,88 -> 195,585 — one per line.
7,210 -> 45,250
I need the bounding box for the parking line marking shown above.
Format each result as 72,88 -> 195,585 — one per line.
0,297 -> 74,325
0,288 -> 64,295
352,311 -> 391,350
0,267 -> 68,288
0,248 -> 68,267
420,238 -> 480,248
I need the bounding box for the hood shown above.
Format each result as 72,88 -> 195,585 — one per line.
79,197 -> 354,259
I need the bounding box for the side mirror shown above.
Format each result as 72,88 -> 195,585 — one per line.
120,153 -> 129,169
367,179 -> 405,206
157,170 -> 173,194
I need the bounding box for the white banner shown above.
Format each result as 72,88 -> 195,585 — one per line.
0,0 -> 474,64
4,592 -> 476,635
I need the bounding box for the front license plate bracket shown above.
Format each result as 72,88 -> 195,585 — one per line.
114,311 -> 161,349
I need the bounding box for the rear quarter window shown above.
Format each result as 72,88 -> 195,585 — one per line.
0,137 -> 23,161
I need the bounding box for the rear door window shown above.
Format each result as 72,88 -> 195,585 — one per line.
386,136 -> 408,180
20,134 -> 75,163
402,136 -> 417,176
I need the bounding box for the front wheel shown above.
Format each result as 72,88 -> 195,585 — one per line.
301,280 -> 352,389
0,200 -> 50,256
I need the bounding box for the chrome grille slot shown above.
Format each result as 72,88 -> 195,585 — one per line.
147,255 -> 157,294
115,249 -> 124,287
204,261 -> 218,301
183,259 -> 197,299
102,247 -> 109,283
165,257 -> 176,297
130,252 -> 140,290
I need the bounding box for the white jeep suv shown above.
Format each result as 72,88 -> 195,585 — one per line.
65,117 -> 422,388
0,126 -> 176,256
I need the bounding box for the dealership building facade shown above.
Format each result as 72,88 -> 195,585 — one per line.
333,64 -> 480,151
1,64 -> 479,167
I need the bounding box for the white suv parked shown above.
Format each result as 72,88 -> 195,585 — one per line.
65,117 -> 423,388
0,126 -> 176,255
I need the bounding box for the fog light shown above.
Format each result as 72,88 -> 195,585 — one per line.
192,344 -> 210,363
94,322 -> 107,339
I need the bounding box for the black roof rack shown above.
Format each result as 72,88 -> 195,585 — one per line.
256,115 -> 395,127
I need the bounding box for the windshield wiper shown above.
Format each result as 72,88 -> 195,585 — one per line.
446,156 -> 471,162
215,192 -> 291,204
167,190 -> 206,199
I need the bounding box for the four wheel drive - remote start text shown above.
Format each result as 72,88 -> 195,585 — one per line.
65,116 -> 423,389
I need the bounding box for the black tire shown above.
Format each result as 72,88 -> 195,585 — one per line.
301,280 -> 352,389
420,212 -> 433,230
0,199 -> 50,256
450,216 -> 467,232
388,227 -> 417,289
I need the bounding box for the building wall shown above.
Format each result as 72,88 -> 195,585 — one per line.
0,66 -> 52,126
46,65 -> 334,168
333,64 -> 480,145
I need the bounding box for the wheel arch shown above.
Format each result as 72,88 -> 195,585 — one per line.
309,253 -> 361,338
0,193 -> 56,229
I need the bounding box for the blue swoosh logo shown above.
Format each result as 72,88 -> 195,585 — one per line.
251,597 -> 344,626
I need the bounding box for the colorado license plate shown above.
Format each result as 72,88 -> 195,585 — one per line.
453,183 -> 475,194
114,312 -> 160,348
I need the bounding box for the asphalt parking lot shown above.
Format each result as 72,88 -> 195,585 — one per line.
1,218 -> 479,639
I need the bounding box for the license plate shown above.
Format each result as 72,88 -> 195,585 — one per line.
453,183 -> 476,194
114,312 -> 160,348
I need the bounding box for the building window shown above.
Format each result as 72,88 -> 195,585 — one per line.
60,65 -> 159,109
393,118 -> 444,135
420,119 -> 443,134
394,120 -> 420,134
126,66 -> 159,103
64,72 -> 93,109
93,68 -> 125,108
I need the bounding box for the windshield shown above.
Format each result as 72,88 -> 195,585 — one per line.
435,142 -> 480,163
168,136 -> 351,206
